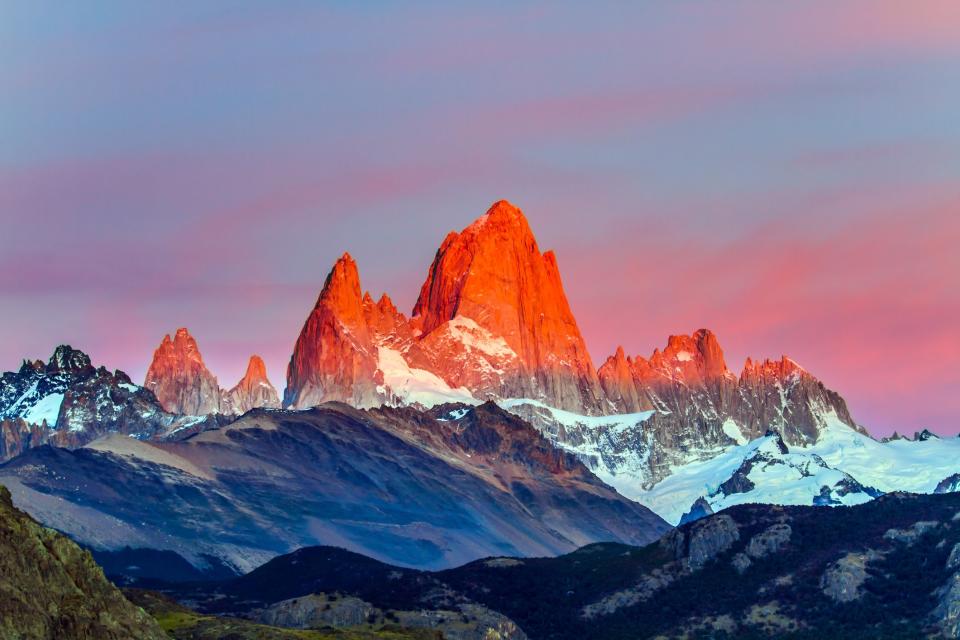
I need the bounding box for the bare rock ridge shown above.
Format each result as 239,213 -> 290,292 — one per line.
285,201 -> 610,414
597,328 -> 858,448
145,328 -> 279,416
0,345 -> 181,461
283,199 -> 860,449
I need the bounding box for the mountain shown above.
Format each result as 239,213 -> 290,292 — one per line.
285,253 -> 387,408
410,200 -> 604,413
223,355 -> 281,414
495,328 -> 875,520
0,345 -> 188,462
285,201 -> 604,413
278,202 -> 883,507
637,415 -> 960,524
0,484 -> 166,639
160,492 -> 960,639
0,402 -> 668,573
144,328 -> 222,415
146,329 -> 281,417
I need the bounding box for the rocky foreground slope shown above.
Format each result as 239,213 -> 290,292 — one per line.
155,492 -> 960,640
0,484 -> 165,640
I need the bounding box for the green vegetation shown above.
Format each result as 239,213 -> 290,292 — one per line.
126,589 -> 441,640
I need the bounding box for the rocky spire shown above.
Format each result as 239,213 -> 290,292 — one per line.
284,253 -> 383,408
223,355 -> 280,414
144,328 -> 221,415
411,200 -> 605,413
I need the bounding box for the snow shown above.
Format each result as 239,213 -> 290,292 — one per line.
119,383 -> 139,393
438,408 -> 471,422
675,350 -> 693,362
7,381 -> 39,415
630,410 -> 960,525
497,398 -> 960,526
722,418 -> 747,445
499,399 -> 654,432
23,393 -> 64,427
445,316 -> 518,360
377,347 -> 477,408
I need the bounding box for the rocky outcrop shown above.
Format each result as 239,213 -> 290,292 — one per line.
733,523 -> 792,573
934,572 -> 960,638
257,593 -> 528,640
820,550 -> 880,603
144,328 -> 221,415
679,497 -> 714,526
685,514 -> 741,570
0,485 -> 166,639
884,520 -> 940,545
938,474 -> 960,494
223,355 -> 280,414
0,346 -> 179,461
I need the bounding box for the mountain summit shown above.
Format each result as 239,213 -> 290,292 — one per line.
144,328 -> 221,415
411,199 -> 604,413
285,200 -> 605,412
223,355 -> 280,414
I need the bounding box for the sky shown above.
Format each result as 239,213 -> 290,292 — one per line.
1,1 -> 958,436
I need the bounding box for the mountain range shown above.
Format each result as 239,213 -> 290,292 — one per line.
0,199 -> 956,581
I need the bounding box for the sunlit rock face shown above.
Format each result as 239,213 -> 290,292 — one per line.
144,328 -> 222,416
285,200 -> 605,413
222,355 -> 280,415
410,200 -> 605,414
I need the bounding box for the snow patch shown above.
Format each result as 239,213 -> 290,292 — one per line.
498,398 -> 654,432
23,393 -> 64,427
675,350 -> 693,362
722,418 -> 747,445
445,316 -> 518,360
377,347 -> 476,408
119,383 -> 140,393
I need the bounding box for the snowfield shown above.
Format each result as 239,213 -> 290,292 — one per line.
23,393 -> 64,427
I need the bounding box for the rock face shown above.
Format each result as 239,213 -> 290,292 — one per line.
284,201 -> 605,413
223,355 -> 280,414
284,254 -> 386,408
597,329 -> 858,452
821,551 -> 878,603
411,200 -> 604,413
144,328 -> 221,415
0,346 -> 178,461
0,484 -> 166,640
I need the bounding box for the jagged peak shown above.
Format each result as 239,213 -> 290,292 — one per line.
316,252 -> 365,316
464,199 -> 528,233
377,293 -> 398,314
47,345 -> 92,372
243,355 -> 269,382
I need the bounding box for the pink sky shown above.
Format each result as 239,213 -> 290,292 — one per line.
1,2 -> 958,435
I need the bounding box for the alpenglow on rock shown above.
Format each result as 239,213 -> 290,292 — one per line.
144,328 -> 222,415
223,355 -> 280,414
285,200 -> 606,413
